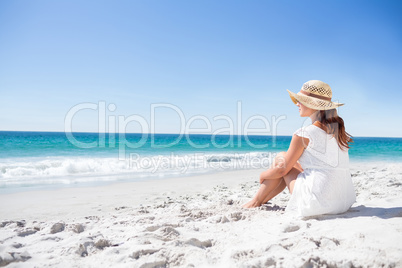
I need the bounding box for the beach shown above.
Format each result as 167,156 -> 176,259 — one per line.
1,162 -> 401,267
2,0 -> 402,266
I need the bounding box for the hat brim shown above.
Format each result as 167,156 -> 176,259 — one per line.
286,90 -> 344,110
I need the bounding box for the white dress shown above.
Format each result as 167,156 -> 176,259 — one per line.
286,124 -> 356,217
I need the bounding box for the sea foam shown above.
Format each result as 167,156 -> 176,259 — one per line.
0,152 -> 274,189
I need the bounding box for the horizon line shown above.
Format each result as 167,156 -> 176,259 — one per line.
0,130 -> 401,139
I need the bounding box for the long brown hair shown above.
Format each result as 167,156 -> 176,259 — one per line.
314,109 -> 353,150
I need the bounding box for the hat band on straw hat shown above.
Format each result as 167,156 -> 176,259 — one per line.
286,80 -> 344,110
300,90 -> 331,101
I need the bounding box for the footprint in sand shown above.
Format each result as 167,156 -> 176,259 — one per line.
138,260 -> 167,268
313,237 -> 340,248
50,222 -> 65,234
231,249 -> 255,260
184,238 -> 212,249
145,224 -> 180,232
283,224 -> 300,233
17,229 -> 37,237
230,212 -> 246,221
130,248 -> 160,260
94,239 -> 111,250
0,221 -> 26,228
85,216 -> 100,222
114,206 -> 128,210
11,242 -> 23,249
0,251 -> 31,266
145,225 -> 161,232
161,226 -> 180,237
144,225 -> 181,242
69,223 -> 85,234
302,256 -> 337,267
76,241 -> 94,257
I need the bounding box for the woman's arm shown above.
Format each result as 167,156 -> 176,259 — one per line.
260,134 -> 308,183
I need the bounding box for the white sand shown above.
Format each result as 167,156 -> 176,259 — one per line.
0,163 -> 401,267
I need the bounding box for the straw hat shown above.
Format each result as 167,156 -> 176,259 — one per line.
287,80 -> 344,110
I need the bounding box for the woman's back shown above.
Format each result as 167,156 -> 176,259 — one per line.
286,124 -> 356,217
295,124 -> 350,169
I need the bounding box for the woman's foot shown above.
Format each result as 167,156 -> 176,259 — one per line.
242,199 -> 261,208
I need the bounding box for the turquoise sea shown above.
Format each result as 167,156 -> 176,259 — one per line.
1,131 -> 401,193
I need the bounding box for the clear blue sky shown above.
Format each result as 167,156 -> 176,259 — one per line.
1,0 -> 401,137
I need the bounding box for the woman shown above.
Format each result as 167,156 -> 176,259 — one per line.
243,80 -> 356,217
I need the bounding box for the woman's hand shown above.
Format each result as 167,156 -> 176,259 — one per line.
258,136 -> 306,184
260,152 -> 287,184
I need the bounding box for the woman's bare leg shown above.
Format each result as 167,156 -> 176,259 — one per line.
261,178 -> 287,204
242,152 -> 287,208
242,178 -> 283,208
242,152 -> 303,208
283,167 -> 301,194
